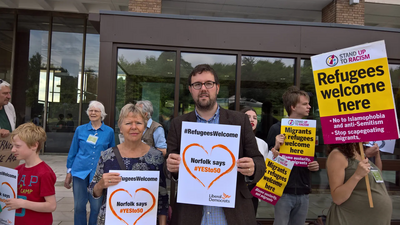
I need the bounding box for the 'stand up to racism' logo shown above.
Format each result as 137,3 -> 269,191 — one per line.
326,55 -> 338,67
295,120 -> 310,127
288,120 -> 294,125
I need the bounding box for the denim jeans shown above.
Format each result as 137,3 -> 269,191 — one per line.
273,193 -> 309,225
73,175 -> 103,225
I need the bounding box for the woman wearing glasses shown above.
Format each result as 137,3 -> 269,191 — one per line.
64,100 -> 116,225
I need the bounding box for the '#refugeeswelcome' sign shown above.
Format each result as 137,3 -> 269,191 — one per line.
105,171 -> 160,225
311,40 -> 400,144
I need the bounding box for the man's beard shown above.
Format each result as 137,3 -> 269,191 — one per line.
195,91 -> 217,111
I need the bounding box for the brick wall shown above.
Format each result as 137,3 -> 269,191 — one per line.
129,0 -> 162,14
322,1 -> 336,23
322,0 -> 364,26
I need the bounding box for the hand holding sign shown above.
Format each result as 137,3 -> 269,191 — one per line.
364,143 -> 379,157
166,153 -> 181,173
0,129 -> 10,138
0,136 -> 19,169
307,161 -> 319,171
354,158 -> 371,180
100,172 -> 122,189
237,157 -> 255,176
274,134 -> 285,150
5,198 -> 24,210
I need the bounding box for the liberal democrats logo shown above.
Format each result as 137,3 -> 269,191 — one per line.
326,55 -> 338,67
288,120 -> 294,125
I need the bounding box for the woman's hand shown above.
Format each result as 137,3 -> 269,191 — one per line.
93,172 -> 121,198
365,143 -> 379,158
64,173 -> 72,189
354,158 -> 370,180
99,172 -> 122,189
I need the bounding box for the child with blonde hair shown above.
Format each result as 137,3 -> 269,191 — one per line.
5,123 -> 56,225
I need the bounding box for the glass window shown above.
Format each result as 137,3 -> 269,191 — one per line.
0,13 -> 14,82
384,64 -> 400,194
116,49 -> 176,143
179,53 -> 236,114
46,17 -> 85,153
15,14 -> 49,131
241,56 -> 295,142
80,24 -> 100,125
241,56 -> 295,219
300,59 -> 323,147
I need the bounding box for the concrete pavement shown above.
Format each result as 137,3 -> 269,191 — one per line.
40,154 -> 76,225
35,154 -> 400,224
17,154 -> 76,225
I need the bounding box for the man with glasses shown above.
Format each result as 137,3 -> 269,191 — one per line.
166,64 -> 265,225
0,80 -> 15,137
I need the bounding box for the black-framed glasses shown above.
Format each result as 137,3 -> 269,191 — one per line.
190,81 -> 216,90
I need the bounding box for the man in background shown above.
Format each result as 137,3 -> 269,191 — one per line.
0,80 -> 16,137
136,100 -> 167,156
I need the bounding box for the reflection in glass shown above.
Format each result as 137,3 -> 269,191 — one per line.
380,64 -> 400,159
180,53 -> 236,114
80,31 -> 100,125
17,15 -> 49,131
46,17 -> 84,153
241,56 -> 295,142
300,59 -> 323,146
0,13 -> 14,82
116,49 -> 176,144
240,56 -> 295,219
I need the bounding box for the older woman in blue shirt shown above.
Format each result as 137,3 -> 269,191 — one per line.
64,100 -> 116,225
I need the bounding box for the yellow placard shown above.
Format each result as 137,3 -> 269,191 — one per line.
313,57 -> 393,117
256,157 -> 292,197
280,126 -> 316,157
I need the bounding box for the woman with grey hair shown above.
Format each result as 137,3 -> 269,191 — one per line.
64,100 -> 116,225
88,103 -> 168,225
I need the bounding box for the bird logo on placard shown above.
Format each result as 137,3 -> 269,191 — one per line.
222,193 -> 231,199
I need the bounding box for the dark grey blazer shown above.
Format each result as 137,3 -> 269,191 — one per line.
166,107 -> 266,225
